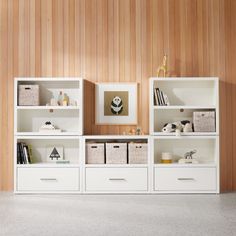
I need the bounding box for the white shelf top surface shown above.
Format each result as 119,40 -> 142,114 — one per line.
150,77 -> 219,81
17,163 -> 80,168
16,106 -> 80,110
16,77 -> 83,82
153,105 -> 216,109
84,135 -> 150,139
154,163 -> 217,168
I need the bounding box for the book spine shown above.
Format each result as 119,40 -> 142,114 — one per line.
156,88 -> 161,105
17,143 -> 21,164
154,88 -> 158,105
20,143 -> 26,164
25,145 -> 31,164
23,145 -> 29,164
160,91 -> 166,106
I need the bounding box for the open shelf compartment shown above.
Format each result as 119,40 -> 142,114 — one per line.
153,136 -> 218,165
16,137 -> 81,165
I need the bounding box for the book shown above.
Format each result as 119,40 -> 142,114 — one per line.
23,145 -> 29,164
154,88 -> 158,105
159,90 -> 166,106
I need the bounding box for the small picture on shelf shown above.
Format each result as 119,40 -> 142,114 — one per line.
154,88 -> 169,106
46,146 -> 64,162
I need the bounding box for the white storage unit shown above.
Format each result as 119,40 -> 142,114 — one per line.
150,77 -> 219,193
14,77 -> 220,194
14,78 -> 83,193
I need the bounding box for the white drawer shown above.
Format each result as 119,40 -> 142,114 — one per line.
154,167 -> 217,191
86,168 -> 148,192
17,167 -> 80,192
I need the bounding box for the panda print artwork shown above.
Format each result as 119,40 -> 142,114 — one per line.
103,91 -> 128,116
111,96 -> 123,115
96,83 -> 137,124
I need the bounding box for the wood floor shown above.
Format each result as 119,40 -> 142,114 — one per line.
0,0 -> 236,191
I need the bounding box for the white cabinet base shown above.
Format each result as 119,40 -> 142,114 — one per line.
17,167 -> 80,192
85,167 -> 148,193
154,167 -> 217,193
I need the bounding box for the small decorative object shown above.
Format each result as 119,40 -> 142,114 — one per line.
39,121 -> 61,133
161,152 -> 173,164
157,55 -> 168,77
136,127 -> 142,135
70,99 -> 77,106
46,146 -> 63,162
96,83 -> 137,125
154,88 -> 170,106
18,84 -> 39,106
128,128 -> 136,135
62,93 -> 69,106
50,98 -> 58,106
193,111 -> 215,132
162,120 -> 193,133
58,91 -> 64,106
178,149 -> 198,164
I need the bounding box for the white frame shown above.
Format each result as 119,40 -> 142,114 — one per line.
95,83 -> 137,125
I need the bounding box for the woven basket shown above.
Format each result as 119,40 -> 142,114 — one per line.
86,143 -> 105,164
193,111 -> 215,132
18,85 -> 39,106
106,143 -> 127,164
128,143 -> 148,164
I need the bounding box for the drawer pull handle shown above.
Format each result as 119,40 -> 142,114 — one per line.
109,178 -> 126,181
177,178 -> 195,181
40,178 -> 57,181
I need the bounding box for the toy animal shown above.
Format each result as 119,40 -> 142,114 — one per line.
162,120 -> 193,133
111,96 -> 123,115
184,150 -> 197,159
157,55 -> 168,77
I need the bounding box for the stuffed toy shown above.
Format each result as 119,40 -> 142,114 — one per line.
162,120 -> 193,133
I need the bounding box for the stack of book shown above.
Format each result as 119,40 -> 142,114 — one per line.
17,142 -> 32,164
154,88 -> 170,106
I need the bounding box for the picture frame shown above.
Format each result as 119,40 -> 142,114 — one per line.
95,83 -> 137,125
46,146 -> 64,162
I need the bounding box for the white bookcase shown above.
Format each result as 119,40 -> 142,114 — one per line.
14,77 -> 220,194
14,78 -> 83,193
149,77 -> 220,193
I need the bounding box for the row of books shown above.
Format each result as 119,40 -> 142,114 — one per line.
154,88 -> 170,106
17,142 -> 32,164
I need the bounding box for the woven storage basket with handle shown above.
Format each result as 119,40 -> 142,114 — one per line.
86,143 -> 105,164
193,111 -> 215,132
128,143 -> 148,164
106,143 -> 127,164
19,85 -> 39,106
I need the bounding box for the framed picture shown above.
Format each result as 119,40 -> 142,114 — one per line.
46,146 -> 64,162
96,83 -> 137,125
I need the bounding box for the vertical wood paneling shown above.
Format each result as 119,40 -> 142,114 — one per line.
0,0 -> 236,192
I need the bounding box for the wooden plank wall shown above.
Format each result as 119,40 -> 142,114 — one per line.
0,0 -> 235,191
